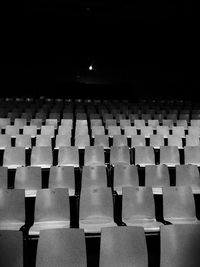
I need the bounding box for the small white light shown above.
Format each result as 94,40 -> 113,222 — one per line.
89,65 -> 93,71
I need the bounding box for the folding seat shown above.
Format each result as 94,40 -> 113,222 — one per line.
167,135 -> 183,148
113,164 -> 139,194
31,146 -> 53,168
0,134 -> 11,149
112,135 -> 128,146
30,119 -> 43,129
60,119 -> 73,128
162,119 -> 173,129
45,119 -> 58,129
55,135 -> 71,149
94,135 -> 109,149
40,125 -> 55,138
29,188 -> 70,235
75,119 -> 88,127
75,126 -> 88,137
124,126 -> 137,137
99,226 -> 148,267
156,126 -> 169,138
81,165 -> 107,190
149,134 -> 164,149
35,135 -> 52,147
79,187 -> 116,233
160,224 -> 200,267
140,126 -> 153,138
36,228 -> 87,267
91,126 -> 105,138
0,189 -> 25,230
184,146 -> 200,166
110,146 -> 130,166
5,125 -> 19,137
163,186 -> 200,224
90,119 -> 102,127
122,186 -> 162,232
0,118 -> 10,129
3,147 -> 25,169
172,126 -> 185,138
0,230 -> 23,267
58,146 -> 79,167
147,119 -> 159,129
119,119 -> 131,130
145,164 -> 170,194
75,134 -> 90,149
135,146 -> 155,166
48,166 -> 75,195
14,166 -> 42,197
58,125 -> 72,136
188,126 -> 200,136
185,135 -> 200,146
160,146 -> 180,166
131,135 -> 146,147
15,134 -> 32,149
105,119 -> 117,129
190,119 -> 200,127
0,167 -> 7,189
176,119 -> 188,129
84,146 -> 105,166
134,119 -> 145,129
23,125 -> 37,137
14,118 -> 27,129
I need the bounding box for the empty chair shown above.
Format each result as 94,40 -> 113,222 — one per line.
75,126 -> 88,136
176,119 -> 188,129
5,125 -> 19,137
91,126 -> 105,138
15,134 -> 32,149
0,167 -> 8,189
112,135 -> 128,146
14,118 -> 27,129
122,186 -> 162,232
160,146 -> 180,166
135,146 -> 155,166
0,118 -> 10,129
131,135 -> 146,147
94,135 -> 109,149
30,119 -> 42,129
29,188 -> 70,235
148,119 -> 159,129
140,126 -> 153,138
160,224 -> 200,267
45,119 -> 58,128
188,126 -> 200,136
156,126 -> 169,138
0,230 -> 23,267
60,119 -> 73,128
0,135 -> 11,149
35,135 -> 52,147
84,146 -> 105,166
55,135 -> 71,148
105,119 -> 117,129
162,119 -> 173,128
190,119 -> 200,127
75,134 -> 90,149
36,228 -> 87,267
15,166 -> 42,197
3,147 -> 25,169
184,146 -> 200,166
113,164 -> 139,194
58,125 -> 72,136
172,126 -> 185,138
124,126 -> 137,137
81,165 -> 107,189
0,189 -> 25,230
167,135 -> 183,148
23,125 -> 37,137
150,134 -> 164,149
40,125 -> 55,137
145,164 -> 170,194
119,119 -> 131,129
110,146 -> 130,165
79,187 -> 116,233
48,166 -> 75,196
163,186 -> 199,224
134,119 -> 145,129
58,146 -> 79,167
185,135 -> 200,146
90,119 -> 102,127
176,164 -> 200,194
108,126 -> 121,137
31,146 -> 53,168
99,226 -> 148,267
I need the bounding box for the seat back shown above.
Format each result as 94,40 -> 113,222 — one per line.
15,166 -> 42,190
81,165 -> 107,189
110,146 -> 130,165
84,146 -> 105,166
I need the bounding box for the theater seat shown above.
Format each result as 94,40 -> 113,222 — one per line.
3,147 -> 26,169
31,146 -> 53,168
84,146 -> 105,166
0,167 -> 8,189
81,165 -> 107,190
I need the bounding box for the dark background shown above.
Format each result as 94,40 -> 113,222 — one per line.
1,1 -> 199,99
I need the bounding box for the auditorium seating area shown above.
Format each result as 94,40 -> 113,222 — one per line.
0,96 -> 200,266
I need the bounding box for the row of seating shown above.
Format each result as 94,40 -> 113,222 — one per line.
1,225 -> 200,267
0,186 -> 199,235
1,164 -> 200,195
0,145 -> 200,168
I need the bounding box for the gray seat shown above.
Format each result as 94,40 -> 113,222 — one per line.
55,134 -> 71,149
23,125 -> 37,137
15,134 -> 32,149
149,134 -> 164,149
94,135 -> 109,149
35,135 -> 52,147
0,230 -> 23,267
108,126 -> 121,137
29,188 -> 70,236
131,135 -> 146,147
36,228 -> 87,267
0,189 -> 25,230
0,134 -> 11,149
112,135 -> 128,147
163,186 -> 200,224
75,134 -> 90,149
160,146 -> 180,167
134,146 -> 155,166
58,146 -> 79,167
0,167 -> 8,189
81,165 -> 107,190
79,187 -> 116,233
99,226 -> 148,267
167,135 -> 183,149
184,146 -> 200,166
5,125 -> 20,137
91,126 -> 105,138
160,224 -> 200,267
40,126 -> 55,137
3,147 -> 25,169
31,146 -> 53,168
84,146 -> 105,166
185,135 -> 200,146
110,146 -> 130,165
122,186 -> 163,232
124,126 -> 137,138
